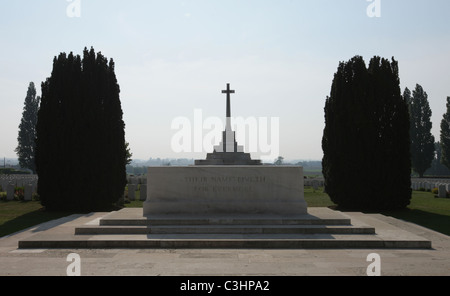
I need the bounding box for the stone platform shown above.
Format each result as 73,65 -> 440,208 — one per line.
17,208 -> 432,249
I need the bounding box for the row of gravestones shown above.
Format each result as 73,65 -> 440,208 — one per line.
0,176 -> 147,202
1,183 -> 147,202
3,183 -> 36,201
1,176 -> 38,201
304,179 -> 324,190
127,176 -> 147,185
411,181 -> 450,198
126,177 -> 147,201
126,184 -> 147,201
0,175 -> 38,189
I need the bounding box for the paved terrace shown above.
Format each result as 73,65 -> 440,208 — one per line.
0,209 -> 449,276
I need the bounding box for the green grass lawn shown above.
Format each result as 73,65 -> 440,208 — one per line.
381,191 -> 450,236
1,187 -> 449,238
303,187 -> 450,236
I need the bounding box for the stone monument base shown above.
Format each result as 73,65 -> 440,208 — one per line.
143,166 -> 307,216
18,208 -> 433,250
195,152 -> 262,165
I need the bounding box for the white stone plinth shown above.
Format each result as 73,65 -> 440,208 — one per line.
143,166 -> 307,216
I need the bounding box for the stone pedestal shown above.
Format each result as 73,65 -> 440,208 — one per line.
143,166 -> 307,216
195,152 -> 262,165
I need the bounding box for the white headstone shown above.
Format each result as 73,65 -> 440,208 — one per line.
438,185 -> 447,198
128,184 -> 136,201
24,184 -> 33,201
0,179 -> 7,192
140,184 -> 147,201
6,184 -> 15,201
312,180 -> 319,191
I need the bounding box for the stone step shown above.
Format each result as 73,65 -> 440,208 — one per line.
16,208 -> 433,250
18,234 -> 432,249
75,225 -> 375,235
99,217 -> 352,226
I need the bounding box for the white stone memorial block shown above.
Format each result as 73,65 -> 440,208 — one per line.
143,166 -> 307,216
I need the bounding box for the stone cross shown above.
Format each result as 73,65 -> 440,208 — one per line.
222,83 -> 235,119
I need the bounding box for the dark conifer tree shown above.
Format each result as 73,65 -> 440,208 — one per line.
35,47 -> 127,211
16,82 -> 40,173
441,97 -> 450,170
405,84 -> 435,177
322,56 -> 411,211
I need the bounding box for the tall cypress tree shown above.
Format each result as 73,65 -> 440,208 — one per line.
322,56 -> 411,211
35,47 -> 127,211
441,97 -> 450,170
15,82 -> 40,173
406,84 -> 435,177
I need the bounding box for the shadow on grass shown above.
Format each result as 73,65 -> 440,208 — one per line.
327,205 -> 450,236
0,199 -> 127,238
380,208 -> 450,236
0,207 -> 79,238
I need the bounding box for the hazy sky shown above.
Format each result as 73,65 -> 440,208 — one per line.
1,0 -> 449,162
